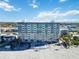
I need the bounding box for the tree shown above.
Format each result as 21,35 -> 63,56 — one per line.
60,33 -> 72,48
73,36 -> 79,46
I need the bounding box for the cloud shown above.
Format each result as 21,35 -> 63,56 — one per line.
29,4 -> 38,8
0,1 -> 20,12
0,0 -> 9,2
59,0 -> 67,3
64,10 -> 79,16
16,8 -> 79,22
28,9 -> 79,22
29,0 -> 39,8
4,0 -> 9,2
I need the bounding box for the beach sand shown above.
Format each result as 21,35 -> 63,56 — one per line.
0,44 -> 79,59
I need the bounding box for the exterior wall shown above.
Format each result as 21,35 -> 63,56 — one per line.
17,22 -> 60,42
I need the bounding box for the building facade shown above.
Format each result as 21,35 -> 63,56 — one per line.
17,22 -> 60,42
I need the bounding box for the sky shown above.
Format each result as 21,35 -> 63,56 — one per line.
0,0 -> 79,22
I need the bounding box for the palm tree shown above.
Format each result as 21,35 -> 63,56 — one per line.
73,36 -> 79,46
60,33 -> 72,48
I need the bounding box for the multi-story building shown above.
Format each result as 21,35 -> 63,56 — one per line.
17,22 -> 60,42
